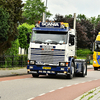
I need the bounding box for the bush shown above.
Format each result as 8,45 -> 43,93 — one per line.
77,49 -> 93,56
5,39 -> 19,56
18,23 -> 35,49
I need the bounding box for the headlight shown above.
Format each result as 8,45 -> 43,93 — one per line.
30,60 -> 36,65
60,62 -> 65,66
94,61 -> 96,64
59,62 -> 68,66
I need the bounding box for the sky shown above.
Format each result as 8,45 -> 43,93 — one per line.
22,0 -> 100,20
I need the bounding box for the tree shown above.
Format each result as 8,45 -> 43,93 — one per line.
23,0 -> 52,24
53,14 -> 90,48
77,14 -> 87,21
5,39 -> 19,56
79,20 -> 96,48
0,7 -> 10,43
18,23 -> 35,49
0,0 -> 24,55
65,14 -> 72,19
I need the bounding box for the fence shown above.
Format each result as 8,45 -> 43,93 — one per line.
0,54 -> 93,68
0,55 -> 27,68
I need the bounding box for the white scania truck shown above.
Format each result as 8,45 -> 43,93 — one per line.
27,22 -> 87,79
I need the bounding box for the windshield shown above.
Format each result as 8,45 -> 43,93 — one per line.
31,31 -> 67,44
95,42 -> 100,52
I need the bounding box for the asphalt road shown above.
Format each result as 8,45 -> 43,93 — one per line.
0,69 -> 100,100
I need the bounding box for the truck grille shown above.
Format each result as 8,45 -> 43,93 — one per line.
30,48 -> 65,64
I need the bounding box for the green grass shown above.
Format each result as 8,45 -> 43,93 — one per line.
77,49 -> 93,56
0,67 -> 26,70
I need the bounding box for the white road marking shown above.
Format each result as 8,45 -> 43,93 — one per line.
94,79 -> 98,80
49,90 -> 55,92
39,93 -> 45,96
81,81 -> 86,83
27,97 -> 34,100
74,83 -> 79,85
88,80 -> 92,82
66,85 -> 71,87
58,87 -> 64,89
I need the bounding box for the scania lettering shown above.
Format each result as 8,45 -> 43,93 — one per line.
27,22 -> 87,79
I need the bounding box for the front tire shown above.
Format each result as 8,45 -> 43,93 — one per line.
32,74 -> 39,78
94,67 -> 98,70
67,62 -> 75,79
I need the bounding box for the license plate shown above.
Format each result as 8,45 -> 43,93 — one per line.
42,67 -> 51,69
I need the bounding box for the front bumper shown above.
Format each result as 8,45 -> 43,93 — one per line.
27,65 -> 68,75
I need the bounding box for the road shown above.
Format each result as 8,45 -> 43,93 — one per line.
0,69 -> 100,100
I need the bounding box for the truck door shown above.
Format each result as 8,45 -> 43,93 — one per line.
68,34 -> 75,56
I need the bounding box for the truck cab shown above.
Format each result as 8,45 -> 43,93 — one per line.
93,32 -> 100,70
27,22 -> 87,79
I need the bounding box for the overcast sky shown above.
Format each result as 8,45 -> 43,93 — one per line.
22,0 -> 100,19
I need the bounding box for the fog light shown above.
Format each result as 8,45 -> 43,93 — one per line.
39,70 -> 42,73
52,71 -> 55,73
64,71 -> 67,74
61,68 -> 64,70
43,71 -> 46,73
47,71 -> 50,73
27,69 -> 30,71
29,66 -> 33,69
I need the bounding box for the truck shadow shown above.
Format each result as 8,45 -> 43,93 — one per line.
32,75 -> 79,80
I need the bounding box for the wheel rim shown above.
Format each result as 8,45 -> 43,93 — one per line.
83,65 -> 86,74
72,66 -> 74,75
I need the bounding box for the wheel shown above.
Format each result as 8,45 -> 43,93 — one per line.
81,63 -> 87,77
94,67 -> 98,70
32,74 -> 39,78
67,62 -> 75,79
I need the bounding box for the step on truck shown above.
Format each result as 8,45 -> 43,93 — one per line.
27,21 -> 87,79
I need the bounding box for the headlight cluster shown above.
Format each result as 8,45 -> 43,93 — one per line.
59,62 -> 68,66
27,60 -> 36,65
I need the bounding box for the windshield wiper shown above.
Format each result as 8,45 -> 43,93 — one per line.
50,41 -> 58,44
35,40 -> 43,44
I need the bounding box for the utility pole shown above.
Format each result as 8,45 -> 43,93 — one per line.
43,0 -> 48,22
73,13 -> 77,56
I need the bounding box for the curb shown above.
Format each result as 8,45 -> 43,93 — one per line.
74,86 -> 100,100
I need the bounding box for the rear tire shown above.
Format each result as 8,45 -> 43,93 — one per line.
81,63 -> 86,77
32,74 -> 39,78
94,67 -> 98,70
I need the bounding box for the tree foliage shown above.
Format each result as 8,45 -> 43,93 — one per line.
18,23 -> 35,49
23,0 -> 52,24
77,14 -> 87,21
5,39 -> 19,56
0,7 -> 10,43
53,14 -> 97,48
0,0 -> 24,55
